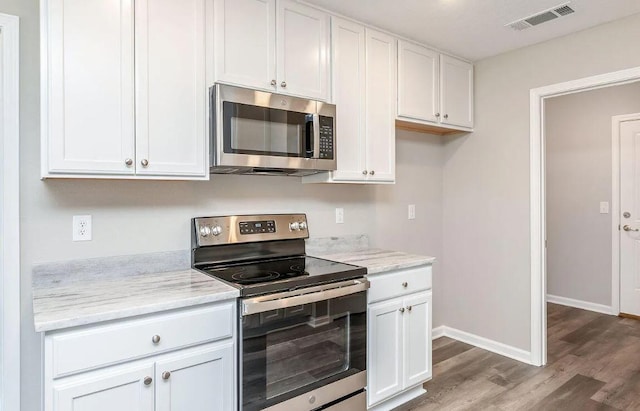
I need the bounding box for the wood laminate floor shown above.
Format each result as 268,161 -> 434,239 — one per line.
397,303 -> 640,411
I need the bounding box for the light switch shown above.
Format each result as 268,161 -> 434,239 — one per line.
408,204 -> 416,220
600,202 -> 609,214
335,208 -> 344,224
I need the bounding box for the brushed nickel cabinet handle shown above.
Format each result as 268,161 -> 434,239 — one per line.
125,158 -> 133,166
144,377 -> 152,386
399,307 -> 405,313
141,159 -> 149,167
162,371 -> 171,380
402,282 -> 408,288
407,305 -> 412,312
151,335 -> 161,344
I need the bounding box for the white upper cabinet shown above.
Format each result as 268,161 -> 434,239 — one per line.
440,55 -> 474,129
213,0 -> 276,91
397,41 -> 439,123
276,0 -> 329,100
397,41 -> 473,131
213,0 -> 329,100
135,0 -> 211,177
41,0 -> 211,179
303,23 -> 395,184
325,17 -> 366,182
43,0 -> 135,175
365,28 -> 396,183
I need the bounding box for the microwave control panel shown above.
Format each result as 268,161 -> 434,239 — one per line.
318,116 -> 334,160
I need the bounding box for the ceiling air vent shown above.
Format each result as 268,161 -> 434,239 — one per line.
506,2 -> 575,31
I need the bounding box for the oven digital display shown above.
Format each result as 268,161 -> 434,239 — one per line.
239,220 -> 276,235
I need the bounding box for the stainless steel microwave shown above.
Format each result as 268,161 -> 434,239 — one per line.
210,84 -> 336,176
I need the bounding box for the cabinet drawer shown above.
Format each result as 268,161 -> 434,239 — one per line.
367,265 -> 432,303
48,302 -> 234,378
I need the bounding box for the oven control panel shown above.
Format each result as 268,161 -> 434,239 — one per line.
239,220 -> 276,235
193,214 -> 308,247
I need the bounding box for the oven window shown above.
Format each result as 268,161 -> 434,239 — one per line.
241,292 -> 366,411
223,102 -> 309,157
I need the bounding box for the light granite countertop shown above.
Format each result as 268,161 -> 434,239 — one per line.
32,252 -> 239,332
312,248 -> 435,275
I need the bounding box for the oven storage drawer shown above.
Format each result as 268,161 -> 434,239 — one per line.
367,265 -> 432,304
47,302 -> 234,378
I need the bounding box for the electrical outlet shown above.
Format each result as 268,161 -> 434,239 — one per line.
408,204 -> 416,220
73,215 -> 92,241
335,208 -> 344,224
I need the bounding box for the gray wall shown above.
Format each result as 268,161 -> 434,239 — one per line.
0,1 -> 446,409
441,13 -> 640,351
545,83 -> 640,307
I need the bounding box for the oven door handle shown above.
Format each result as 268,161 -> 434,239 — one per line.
241,278 -> 369,316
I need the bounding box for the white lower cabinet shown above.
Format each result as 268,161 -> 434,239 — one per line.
367,266 -> 433,409
53,362 -> 155,411
44,302 -> 236,411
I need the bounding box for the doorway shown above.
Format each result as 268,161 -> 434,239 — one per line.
0,12 -> 20,411
530,67 -> 640,366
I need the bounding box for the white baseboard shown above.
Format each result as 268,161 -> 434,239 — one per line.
368,386 -> 426,411
546,294 -> 615,315
432,326 -> 445,339
435,326 -> 533,365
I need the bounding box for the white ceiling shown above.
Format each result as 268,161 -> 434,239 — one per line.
303,0 -> 640,61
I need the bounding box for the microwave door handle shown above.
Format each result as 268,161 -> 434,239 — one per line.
312,114 -> 320,159
305,114 -> 314,158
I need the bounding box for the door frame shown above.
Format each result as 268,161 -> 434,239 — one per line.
530,66 -> 640,367
612,113 -> 640,317
0,12 -> 21,411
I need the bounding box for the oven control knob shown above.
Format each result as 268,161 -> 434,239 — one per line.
199,226 -> 211,237
289,222 -> 300,231
211,225 -> 222,236
299,221 -> 307,230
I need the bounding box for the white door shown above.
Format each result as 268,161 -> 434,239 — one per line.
155,343 -> 235,411
397,41 -> 439,123
44,0 -> 135,175
367,298 -> 403,407
365,28 -> 396,182
403,291 -> 432,388
135,0 -> 210,178
620,119 -> 640,316
440,55 -> 473,129
214,0 -> 276,91
276,0 -> 329,100
329,17 -> 367,182
54,363 -> 155,411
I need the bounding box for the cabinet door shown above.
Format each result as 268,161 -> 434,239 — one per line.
365,29 -> 396,182
44,0 -> 135,175
53,362 -> 154,411
403,291 -> 432,388
155,343 -> 235,411
276,0 -> 329,100
214,0 -> 276,91
134,0 -> 211,178
440,55 -> 473,129
397,41 -> 439,123
368,298 -> 403,407
329,17 -> 367,182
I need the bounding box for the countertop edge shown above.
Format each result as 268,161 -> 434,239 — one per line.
34,289 -> 240,333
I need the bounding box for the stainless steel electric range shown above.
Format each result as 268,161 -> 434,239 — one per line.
191,214 -> 369,411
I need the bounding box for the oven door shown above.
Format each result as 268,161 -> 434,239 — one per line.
239,279 -> 368,411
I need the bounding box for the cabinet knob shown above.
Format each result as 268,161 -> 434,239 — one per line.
369,170 -> 375,175
125,158 -> 133,166
402,282 -> 408,288
162,371 -> 171,380
435,113 -> 440,117
141,159 -> 149,167
399,307 -> 405,313
362,170 -> 368,175
144,377 -> 153,386
407,305 -> 412,312
281,81 -> 287,88
151,335 -> 161,344
444,114 -> 449,119
270,79 -> 277,86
